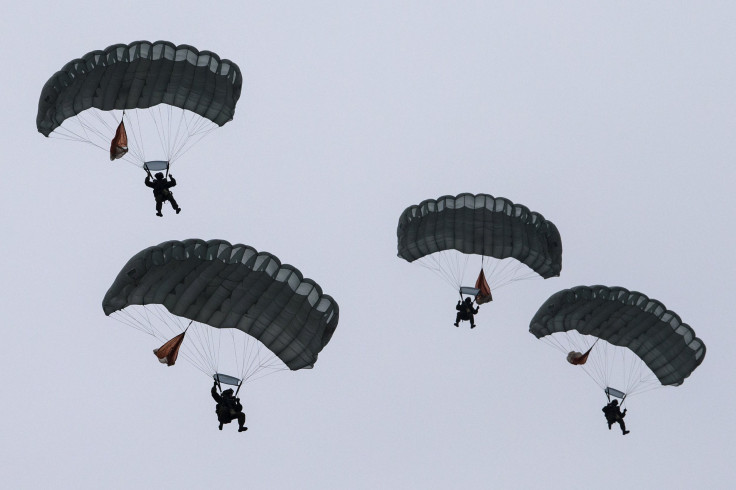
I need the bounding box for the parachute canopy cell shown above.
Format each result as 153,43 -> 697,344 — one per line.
529,285 -> 706,386
37,40 -> 242,137
397,193 -> 562,279
102,239 -> 338,371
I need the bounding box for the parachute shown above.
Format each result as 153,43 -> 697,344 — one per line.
397,193 -> 562,299
102,239 -> 339,385
529,285 -> 706,400
37,41 -> 242,170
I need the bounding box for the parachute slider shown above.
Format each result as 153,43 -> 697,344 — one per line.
605,387 -> 626,400
143,160 -> 170,179
143,161 -> 169,172
214,373 -> 241,387
459,287 -> 481,297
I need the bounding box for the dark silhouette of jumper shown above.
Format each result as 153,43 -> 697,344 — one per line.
211,381 -> 247,432
145,172 -> 180,217
602,400 -> 630,435
455,297 -> 479,329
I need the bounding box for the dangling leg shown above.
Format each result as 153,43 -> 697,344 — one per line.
454,312 -> 461,327
618,418 -> 629,435
155,199 -> 163,217
168,195 -> 181,214
237,413 -> 247,432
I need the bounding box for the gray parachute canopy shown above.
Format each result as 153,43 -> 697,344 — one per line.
37,40 -> 242,136
529,285 -> 706,386
397,193 -> 562,279
102,239 -> 338,371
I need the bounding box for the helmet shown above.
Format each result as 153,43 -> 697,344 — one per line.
222,388 -> 234,397
155,172 -> 164,179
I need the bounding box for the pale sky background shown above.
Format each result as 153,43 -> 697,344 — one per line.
2,2 -> 735,489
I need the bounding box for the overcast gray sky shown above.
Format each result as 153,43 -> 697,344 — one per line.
2,2 -> 734,489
